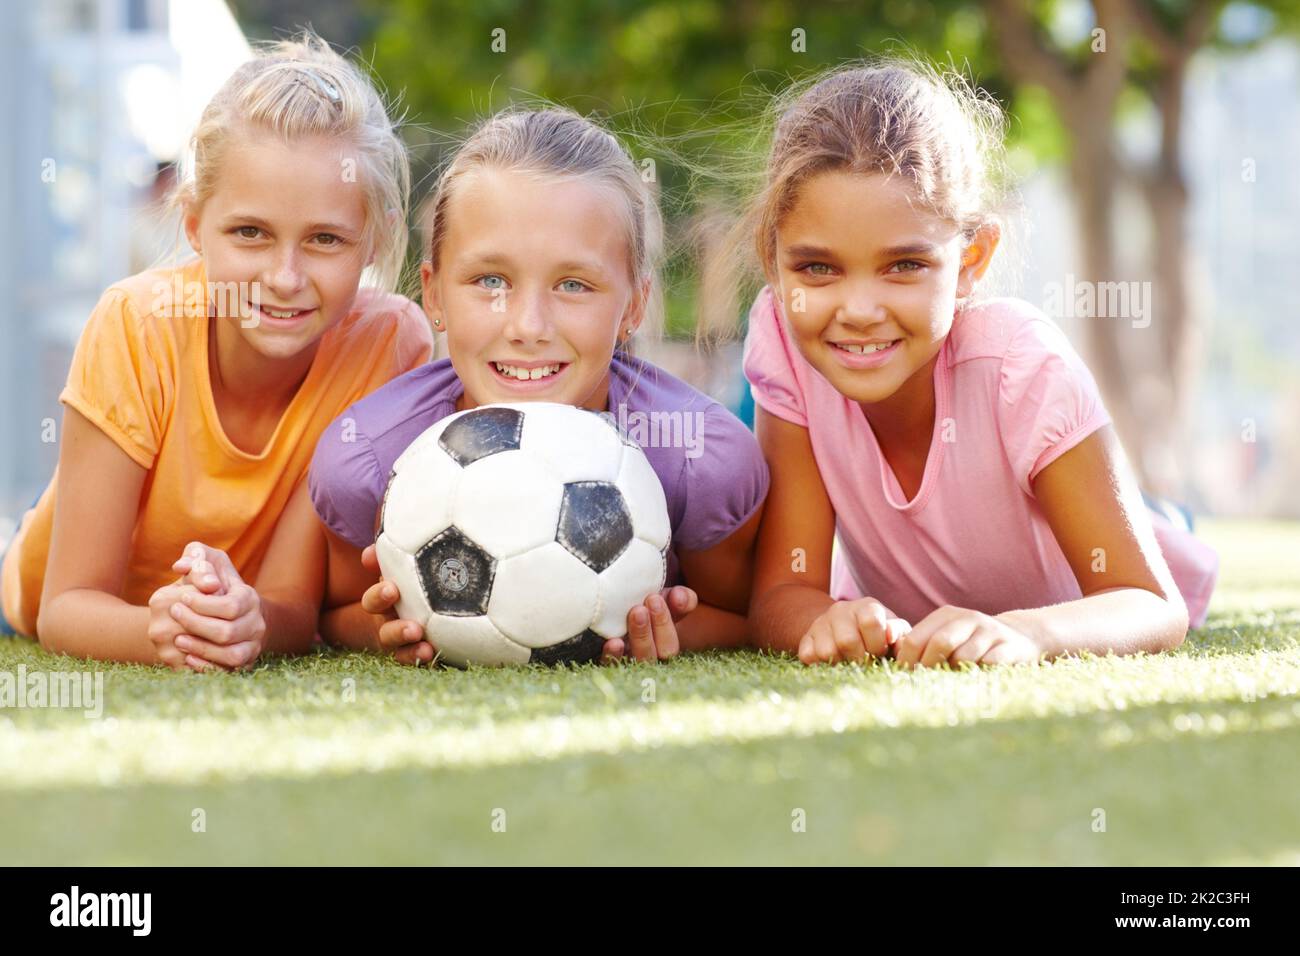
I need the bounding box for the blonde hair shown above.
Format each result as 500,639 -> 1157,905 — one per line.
699,55 -> 1014,339
421,107 -> 664,342
172,30 -> 410,292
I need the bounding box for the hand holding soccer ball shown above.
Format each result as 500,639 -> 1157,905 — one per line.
374,403 -> 675,667
363,539 -> 697,665
359,543 -> 435,666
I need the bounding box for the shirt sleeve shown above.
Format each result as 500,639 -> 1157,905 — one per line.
673,403 -> 770,553
308,409 -> 388,549
741,286 -> 808,427
59,287 -> 172,469
346,290 -> 434,398
998,314 -> 1112,495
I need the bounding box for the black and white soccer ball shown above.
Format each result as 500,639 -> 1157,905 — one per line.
374,402 -> 671,666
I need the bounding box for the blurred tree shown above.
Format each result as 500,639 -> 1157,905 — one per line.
228,0 -> 376,47
988,0 -> 1299,492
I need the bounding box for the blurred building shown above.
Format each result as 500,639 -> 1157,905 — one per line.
0,0 -> 249,540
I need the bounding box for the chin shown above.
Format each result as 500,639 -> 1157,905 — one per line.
849,383 -> 904,406
243,328 -> 323,361
822,366 -> 904,405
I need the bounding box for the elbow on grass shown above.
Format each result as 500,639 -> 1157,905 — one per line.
1158,593 -> 1191,653
34,606 -> 59,655
1167,607 -> 1191,652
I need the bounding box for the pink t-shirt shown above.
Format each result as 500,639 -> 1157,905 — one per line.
743,286 -> 1217,627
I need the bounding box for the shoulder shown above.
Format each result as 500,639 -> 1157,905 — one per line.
947,296 -> 1095,394
309,359 -> 463,547
74,263 -> 202,368
58,265 -> 200,466
331,288 -> 434,365
611,353 -> 756,452
610,354 -> 768,550
106,261 -> 191,310
946,296 -> 1069,365
339,288 -> 429,333
612,351 -> 719,415
341,358 -> 462,447
953,300 -> 1111,489
90,262 -> 199,329
741,285 -> 814,425
741,285 -> 793,359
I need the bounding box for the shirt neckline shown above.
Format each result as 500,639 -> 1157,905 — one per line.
850,337 -> 952,515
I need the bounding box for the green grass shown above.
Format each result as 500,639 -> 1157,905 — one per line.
2,518 -> 1298,865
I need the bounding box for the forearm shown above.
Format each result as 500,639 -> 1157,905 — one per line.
37,590 -> 157,664
674,602 -> 751,652
748,582 -> 836,656
259,594 -> 322,657
319,600 -> 380,652
998,587 -> 1189,659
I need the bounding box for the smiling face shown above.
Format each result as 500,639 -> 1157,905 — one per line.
773,169 -> 996,409
184,130 -> 370,363
421,167 -> 644,411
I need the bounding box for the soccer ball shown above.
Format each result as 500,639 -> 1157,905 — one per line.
374,402 -> 671,667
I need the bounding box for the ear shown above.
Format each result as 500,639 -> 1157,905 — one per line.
619,277 -> 652,343
420,260 -> 445,332
956,223 -> 1000,299
182,197 -> 203,256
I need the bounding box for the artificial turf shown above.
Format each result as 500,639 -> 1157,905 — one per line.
0,518 -> 1296,865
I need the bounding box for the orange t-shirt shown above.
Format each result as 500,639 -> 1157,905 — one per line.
1,259 -> 433,635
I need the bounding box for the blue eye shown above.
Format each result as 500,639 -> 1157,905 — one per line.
559,279 -> 589,293
478,275 -> 506,290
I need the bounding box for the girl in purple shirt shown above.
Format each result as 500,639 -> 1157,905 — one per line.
309,108 -> 768,664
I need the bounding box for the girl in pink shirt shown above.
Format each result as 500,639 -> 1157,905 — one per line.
739,60 -> 1217,668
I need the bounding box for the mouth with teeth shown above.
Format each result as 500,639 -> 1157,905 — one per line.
490,361 -> 568,383
832,341 -> 899,354
248,303 -> 316,323
828,337 -> 904,370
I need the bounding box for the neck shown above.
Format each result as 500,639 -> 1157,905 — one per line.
210,318 -> 318,412
860,351 -> 940,453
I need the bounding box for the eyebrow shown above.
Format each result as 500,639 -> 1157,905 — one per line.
458,252 -> 610,277
878,241 -> 942,258
782,241 -> 942,260
782,244 -> 836,260
307,222 -> 357,235
223,214 -> 357,234
554,259 -> 610,277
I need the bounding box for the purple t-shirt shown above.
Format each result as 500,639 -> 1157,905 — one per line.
308,354 -> 769,585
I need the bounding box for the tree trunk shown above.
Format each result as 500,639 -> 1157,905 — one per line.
1138,58 -> 1197,495
1069,127 -> 1165,480
987,0 -> 1153,481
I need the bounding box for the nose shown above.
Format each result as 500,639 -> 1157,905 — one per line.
501,285 -> 553,346
261,243 -> 306,302
836,278 -> 888,330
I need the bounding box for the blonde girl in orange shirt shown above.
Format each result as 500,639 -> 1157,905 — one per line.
0,32 -> 432,668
